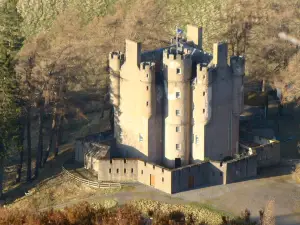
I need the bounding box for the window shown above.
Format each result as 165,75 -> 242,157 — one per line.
141,170 -> 143,174
124,169 -> 126,173
176,144 -> 181,150
139,133 -> 143,142
117,169 -> 119,173
203,91 -> 205,96
153,165 -> 155,169
124,159 -> 127,163
176,110 -> 181,116
146,74 -> 149,78
146,86 -> 149,91
162,168 -> 164,173
131,168 -> 133,173
162,177 -> 164,182
109,168 -> 111,173
176,92 -> 180,99
176,126 -> 181,132
195,135 -> 199,144
144,162 -> 147,166
146,101 -> 149,106
203,109 -> 205,113
176,68 -> 182,74
110,159 -> 112,164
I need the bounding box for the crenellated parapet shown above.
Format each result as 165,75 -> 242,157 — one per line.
140,62 -> 156,83
109,51 -> 124,72
163,49 -> 192,83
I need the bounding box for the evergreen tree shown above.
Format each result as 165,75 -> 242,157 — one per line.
0,0 -> 23,196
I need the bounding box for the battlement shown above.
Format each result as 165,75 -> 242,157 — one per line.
197,63 -> 209,72
230,56 -> 245,76
110,51 -> 124,60
140,62 -> 156,71
163,49 -> 189,61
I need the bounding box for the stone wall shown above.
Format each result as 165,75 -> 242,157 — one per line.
137,160 -> 172,194
255,141 -> 280,168
98,159 -> 139,182
171,162 -> 210,193
225,155 -> 257,183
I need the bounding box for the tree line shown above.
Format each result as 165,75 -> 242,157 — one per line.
0,0 -> 300,199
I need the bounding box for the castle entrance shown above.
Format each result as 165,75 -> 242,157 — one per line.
150,174 -> 155,187
188,176 -> 194,188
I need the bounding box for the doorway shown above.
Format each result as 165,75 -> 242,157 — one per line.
188,176 -> 194,189
150,174 -> 155,187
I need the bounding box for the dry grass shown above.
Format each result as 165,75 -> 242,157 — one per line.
128,199 -> 227,225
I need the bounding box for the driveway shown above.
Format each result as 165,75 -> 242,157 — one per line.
40,163 -> 300,225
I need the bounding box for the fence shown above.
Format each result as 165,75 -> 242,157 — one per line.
62,165 -> 121,189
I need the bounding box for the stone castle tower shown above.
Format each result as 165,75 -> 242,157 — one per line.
109,25 -> 245,169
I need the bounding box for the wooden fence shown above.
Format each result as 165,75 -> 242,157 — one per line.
62,165 -> 121,189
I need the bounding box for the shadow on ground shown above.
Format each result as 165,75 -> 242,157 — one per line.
3,145 -> 74,205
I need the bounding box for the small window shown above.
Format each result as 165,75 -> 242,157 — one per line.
162,168 -> 164,173
124,168 -> 126,173
203,75 -> 205,79
124,159 -> 127,163
176,144 -> 181,150
146,74 -> 149,78
109,168 -> 111,173
131,168 -> 133,173
146,101 -> 149,106
203,92 -> 205,96
162,177 -> 164,182
176,126 -> 180,132
139,133 -> 143,142
203,109 -> 205,113
176,110 -> 181,116
117,169 -> 119,173
146,86 -> 149,91
176,92 -> 180,99
141,170 -> 143,174
144,162 -> 147,166
195,135 -> 199,144
176,68 -> 182,74
153,165 -> 155,169
110,160 -> 112,164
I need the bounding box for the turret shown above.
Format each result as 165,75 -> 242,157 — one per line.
140,62 -> 156,117
163,49 -> 192,168
109,51 -> 124,107
193,64 -> 213,124
231,56 -> 245,115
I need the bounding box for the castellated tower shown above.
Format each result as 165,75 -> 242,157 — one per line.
109,51 -> 124,140
114,40 -> 161,163
163,49 -> 192,168
191,43 -> 245,162
191,64 -> 213,162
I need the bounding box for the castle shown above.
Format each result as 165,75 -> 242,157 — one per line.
75,25 -> 280,194
109,25 -> 244,168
